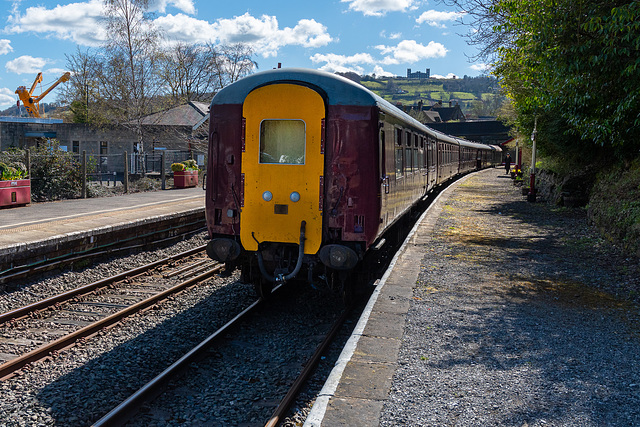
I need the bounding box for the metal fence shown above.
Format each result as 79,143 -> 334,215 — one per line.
15,149 -> 207,201
88,150 -> 206,184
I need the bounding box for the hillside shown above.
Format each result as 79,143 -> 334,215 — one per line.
358,75 -> 505,119
0,102 -> 66,119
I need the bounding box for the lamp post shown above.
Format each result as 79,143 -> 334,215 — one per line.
528,117 -> 538,202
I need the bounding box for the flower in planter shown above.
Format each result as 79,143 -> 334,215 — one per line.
171,162 -> 185,172
181,159 -> 198,171
0,161 -> 27,181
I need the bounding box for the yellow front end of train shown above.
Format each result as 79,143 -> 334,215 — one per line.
241,84 -> 325,255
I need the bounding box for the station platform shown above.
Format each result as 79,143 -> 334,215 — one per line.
0,186 -> 205,272
305,168 -> 640,426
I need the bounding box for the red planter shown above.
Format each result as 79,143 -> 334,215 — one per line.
174,170 -> 198,188
0,179 -> 31,207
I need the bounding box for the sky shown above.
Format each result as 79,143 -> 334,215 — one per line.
0,0 -> 489,111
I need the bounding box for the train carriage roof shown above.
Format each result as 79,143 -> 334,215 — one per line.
212,68 -> 383,107
211,68 -> 494,151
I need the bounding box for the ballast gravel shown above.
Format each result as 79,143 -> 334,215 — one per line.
379,170 -> 640,426
0,231 -> 349,426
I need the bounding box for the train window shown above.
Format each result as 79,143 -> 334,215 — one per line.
413,149 -> 419,171
414,134 -> 419,147
405,131 -> 411,147
259,120 -> 305,164
396,128 -> 402,146
405,148 -> 412,172
395,148 -> 403,177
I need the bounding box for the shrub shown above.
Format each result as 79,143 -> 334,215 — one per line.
29,140 -> 84,201
588,159 -> 640,255
0,150 -> 28,180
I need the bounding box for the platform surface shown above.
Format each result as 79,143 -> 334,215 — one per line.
0,186 -> 205,252
306,167 -> 640,426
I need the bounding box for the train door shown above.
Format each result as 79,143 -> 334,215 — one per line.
240,83 -> 325,255
379,127 -> 389,227
427,136 -> 436,190
380,128 -> 389,197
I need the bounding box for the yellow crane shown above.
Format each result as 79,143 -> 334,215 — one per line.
15,71 -> 71,118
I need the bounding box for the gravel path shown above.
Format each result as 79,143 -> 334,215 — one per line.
380,169 -> 640,426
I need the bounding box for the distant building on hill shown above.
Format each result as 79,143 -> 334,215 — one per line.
407,68 -> 430,79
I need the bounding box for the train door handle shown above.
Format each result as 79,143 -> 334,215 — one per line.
381,175 -> 390,194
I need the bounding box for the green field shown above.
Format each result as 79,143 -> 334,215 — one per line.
359,76 -> 504,117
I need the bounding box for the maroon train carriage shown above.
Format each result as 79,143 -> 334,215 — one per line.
204,68 -> 500,298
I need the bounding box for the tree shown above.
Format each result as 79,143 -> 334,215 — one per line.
158,42 -> 222,104
63,47 -> 103,124
439,0 -> 640,164
211,43 -> 258,89
100,0 -> 164,173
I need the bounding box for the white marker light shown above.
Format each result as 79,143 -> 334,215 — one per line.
290,191 -> 301,202
262,191 -> 273,202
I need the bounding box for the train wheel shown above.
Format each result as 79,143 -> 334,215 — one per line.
253,278 -> 273,300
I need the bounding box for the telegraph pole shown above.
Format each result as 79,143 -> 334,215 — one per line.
527,117 -> 538,202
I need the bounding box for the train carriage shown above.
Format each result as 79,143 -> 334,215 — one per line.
204,68 -> 500,298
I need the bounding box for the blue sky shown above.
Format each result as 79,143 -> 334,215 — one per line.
0,0 -> 489,111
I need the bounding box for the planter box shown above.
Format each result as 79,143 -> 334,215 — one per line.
0,179 -> 31,207
174,170 -> 198,188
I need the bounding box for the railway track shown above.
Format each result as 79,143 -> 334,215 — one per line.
0,245 -> 221,380
0,226 -> 208,287
93,282 -> 353,427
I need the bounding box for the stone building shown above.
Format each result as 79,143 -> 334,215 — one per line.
407,68 -> 431,79
0,102 -> 210,174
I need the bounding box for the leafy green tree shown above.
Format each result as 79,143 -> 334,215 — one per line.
440,0 -> 640,164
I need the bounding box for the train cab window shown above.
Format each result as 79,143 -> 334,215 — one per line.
259,120 -> 305,164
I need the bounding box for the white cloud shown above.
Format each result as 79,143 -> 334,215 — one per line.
148,0 -> 196,15
0,87 -> 17,110
0,39 -> 13,55
5,55 -> 50,74
310,52 -> 376,74
156,13 -> 333,57
342,0 -> 418,17
5,0 -> 108,46
6,1 -> 332,58
376,40 -> 447,64
153,13 -> 216,43
470,63 -> 491,73
372,65 -> 395,77
46,68 -> 69,77
380,30 -> 402,39
416,10 -> 466,28
431,72 -> 459,79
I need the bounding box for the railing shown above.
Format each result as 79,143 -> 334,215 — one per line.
14,149 -> 207,202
